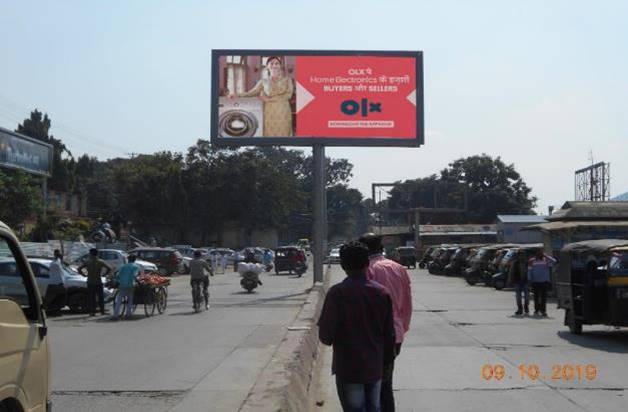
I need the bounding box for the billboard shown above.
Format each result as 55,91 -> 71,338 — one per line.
0,127 -> 53,176
211,50 -> 423,147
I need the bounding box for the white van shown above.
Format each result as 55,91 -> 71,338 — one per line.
0,221 -> 51,412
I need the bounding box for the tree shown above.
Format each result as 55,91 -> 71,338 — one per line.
326,184 -> 367,240
0,170 -> 42,229
16,110 -> 76,191
384,154 -> 536,224
440,154 -> 536,223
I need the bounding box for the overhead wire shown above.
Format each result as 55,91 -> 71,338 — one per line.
0,93 -> 131,158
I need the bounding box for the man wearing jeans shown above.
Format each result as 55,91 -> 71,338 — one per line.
527,249 -> 557,317
512,253 -> 529,316
360,233 -> 412,412
318,241 -> 396,412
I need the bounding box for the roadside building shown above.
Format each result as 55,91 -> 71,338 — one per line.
496,215 -> 547,243
524,201 -> 628,255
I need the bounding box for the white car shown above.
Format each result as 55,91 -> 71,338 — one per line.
0,257 -> 114,313
74,249 -> 158,273
328,248 -> 341,264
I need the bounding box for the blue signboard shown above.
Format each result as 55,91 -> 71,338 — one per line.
0,127 -> 53,176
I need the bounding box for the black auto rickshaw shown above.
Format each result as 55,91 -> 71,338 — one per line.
557,239 -> 628,334
464,244 -> 518,286
418,246 -> 436,269
444,244 -> 484,277
393,246 -> 417,269
428,246 -> 459,275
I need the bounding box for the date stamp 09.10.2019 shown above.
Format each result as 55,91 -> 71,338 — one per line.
481,364 -> 598,382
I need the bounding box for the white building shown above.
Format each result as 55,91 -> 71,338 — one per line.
496,215 -> 547,243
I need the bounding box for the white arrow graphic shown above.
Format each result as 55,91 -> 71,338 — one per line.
406,89 -> 416,106
296,81 -> 315,113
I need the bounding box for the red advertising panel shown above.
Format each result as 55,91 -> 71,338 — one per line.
295,56 -> 417,139
211,50 -> 423,147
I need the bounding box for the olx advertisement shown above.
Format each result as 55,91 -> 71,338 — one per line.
212,50 -> 423,147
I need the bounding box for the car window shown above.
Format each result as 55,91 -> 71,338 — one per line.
0,237 -> 35,318
99,251 -> 119,260
33,263 -> 50,278
140,250 -> 161,260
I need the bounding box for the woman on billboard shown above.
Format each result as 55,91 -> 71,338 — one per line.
233,56 -> 294,137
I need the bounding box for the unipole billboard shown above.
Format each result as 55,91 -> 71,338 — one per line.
210,49 -> 424,283
211,50 -> 424,147
0,127 -> 53,176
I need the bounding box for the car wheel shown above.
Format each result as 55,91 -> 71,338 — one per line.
68,292 -> 88,313
494,279 -> 506,290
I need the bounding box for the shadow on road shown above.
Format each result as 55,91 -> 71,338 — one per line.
557,330 -> 628,353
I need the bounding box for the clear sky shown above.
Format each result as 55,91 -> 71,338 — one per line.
1,0 -> 627,214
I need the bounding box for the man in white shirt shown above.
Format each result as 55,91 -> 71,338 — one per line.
46,249 -> 67,312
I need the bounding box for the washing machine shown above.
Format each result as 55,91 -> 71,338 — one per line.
218,97 -> 264,138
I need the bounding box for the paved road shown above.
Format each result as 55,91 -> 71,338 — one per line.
312,266 -> 628,412
49,266 -> 314,411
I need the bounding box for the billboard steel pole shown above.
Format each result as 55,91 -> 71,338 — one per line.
313,144 -> 326,284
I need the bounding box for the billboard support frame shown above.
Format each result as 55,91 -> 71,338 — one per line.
312,144 -> 326,284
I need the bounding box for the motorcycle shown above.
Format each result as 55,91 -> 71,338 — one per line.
238,262 -> 263,293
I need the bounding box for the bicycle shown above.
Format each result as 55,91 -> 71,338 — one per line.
191,278 -> 208,313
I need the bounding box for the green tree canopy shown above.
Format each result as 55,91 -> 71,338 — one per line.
0,170 -> 42,228
16,109 -> 76,191
385,154 -> 536,224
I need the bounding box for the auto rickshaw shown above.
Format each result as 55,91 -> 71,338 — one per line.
428,245 -> 459,275
444,244 -> 484,277
418,246 -> 437,269
394,246 -> 417,269
464,244 -> 518,286
556,239 -> 628,334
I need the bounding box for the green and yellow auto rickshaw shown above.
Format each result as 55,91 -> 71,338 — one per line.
557,239 -> 628,334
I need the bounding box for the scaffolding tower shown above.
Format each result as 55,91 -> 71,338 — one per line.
574,162 -> 610,202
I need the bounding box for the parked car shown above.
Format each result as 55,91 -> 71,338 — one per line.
129,247 -> 183,275
328,248 -> 341,264
27,258 -> 114,313
208,248 -> 236,264
0,220 -> 52,412
176,247 -> 206,272
74,249 -> 158,273
274,246 -> 308,275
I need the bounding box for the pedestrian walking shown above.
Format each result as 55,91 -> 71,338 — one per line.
512,252 -> 529,316
211,252 -> 218,275
220,253 -> 228,274
527,249 -> 556,317
318,241 -> 396,412
46,249 -> 67,312
77,248 -> 112,316
113,254 -> 140,320
359,233 -> 412,412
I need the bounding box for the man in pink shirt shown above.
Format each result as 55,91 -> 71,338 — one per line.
359,233 -> 412,412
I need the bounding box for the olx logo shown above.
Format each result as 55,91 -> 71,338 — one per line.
340,98 -> 382,117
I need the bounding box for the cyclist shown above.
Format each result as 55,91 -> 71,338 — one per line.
189,249 -> 213,309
